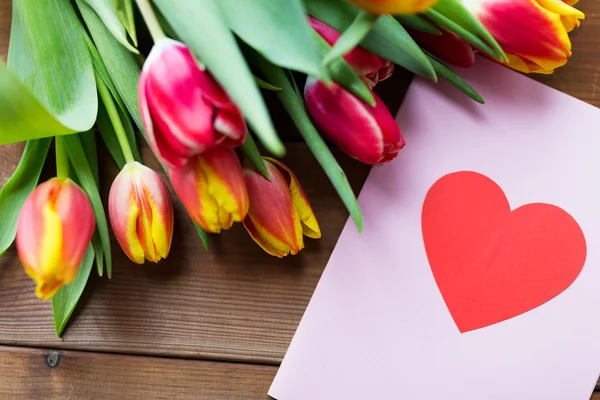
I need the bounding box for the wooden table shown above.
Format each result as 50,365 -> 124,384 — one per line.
1,2 -> 600,399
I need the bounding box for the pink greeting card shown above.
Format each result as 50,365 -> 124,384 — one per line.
269,59 -> 600,400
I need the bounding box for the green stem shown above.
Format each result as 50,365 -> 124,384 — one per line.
135,0 -> 166,42
55,136 -> 69,179
322,11 -> 379,67
95,72 -> 136,164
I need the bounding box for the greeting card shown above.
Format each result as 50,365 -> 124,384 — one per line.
269,58 -> 600,400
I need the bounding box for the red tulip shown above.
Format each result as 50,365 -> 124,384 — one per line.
169,147 -> 249,234
305,77 -> 405,165
463,0 -> 584,73
139,38 -> 247,168
309,17 -> 394,89
243,158 -> 321,257
16,178 -> 95,299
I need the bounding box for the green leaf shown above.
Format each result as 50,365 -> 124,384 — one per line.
426,0 -> 507,62
304,0 -> 436,81
114,0 -> 137,45
62,134 -> 113,278
1,0 -> 97,143
82,28 -> 142,163
80,0 -> 139,53
395,15 -> 441,35
80,2 -> 211,249
0,138 -> 52,256
254,76 -> 282,91
426,52 -> 484,104
241,134 -> 270,180
153,0 -> 285,157
195,225 -> 209,250
249,52 -> 364,231
97,101 -> 127,169
80,130 -> 100,186
218,0 -> 329,81
78,1 -> 144,134
78,129 -> 104,276
313,33 -> 374,106
91,232 -> 104,276
52,244 -> 94,338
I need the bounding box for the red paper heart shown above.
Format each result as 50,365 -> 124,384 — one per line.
422,171 -> 586,333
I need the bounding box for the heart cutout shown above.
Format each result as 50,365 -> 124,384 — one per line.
422,171 -> 587,333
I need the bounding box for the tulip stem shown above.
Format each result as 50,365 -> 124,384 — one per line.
55,136 -> 70,180
322,11 -> 379,67
95,72 -> 136,165
136,0 -> 166,43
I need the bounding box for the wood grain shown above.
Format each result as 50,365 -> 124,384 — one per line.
0,144 -> 370,364
0,345 -> 275,399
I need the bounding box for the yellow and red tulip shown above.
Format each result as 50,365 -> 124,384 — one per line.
139,38 -> 247,168
16,178 -> 95,300
169,147 -> 249,234
309,16 -> 394,89
242,158 -> 321,257
304,77 -> 405,165
463,0 -> 585,74
348,0 -> 438,15
108,162 -> 174,264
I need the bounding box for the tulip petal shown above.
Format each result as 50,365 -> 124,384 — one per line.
138,167 -> 174,259
476,0 -> 579,73
109,165 -> 146,264
169,148 -> 248,234
243,161 -> 303,256
305,78 -> 385,165
267,158 -> 321,239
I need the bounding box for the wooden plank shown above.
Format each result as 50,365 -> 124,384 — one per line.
0,345 -> 275,399
0,143 -> 370,364
0,0 -> 9,61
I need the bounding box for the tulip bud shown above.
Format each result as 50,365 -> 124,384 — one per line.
304,77 -> 405,165
243,158 -> 321,257
309,17 -> 394,89
407,28 -> 476,68
139,38 -> 247,168
16,178 -> 95,300
169,147 -> 249,234
463,0 -> 584,74
348,0 -> 437,15
108,162 -> 174,264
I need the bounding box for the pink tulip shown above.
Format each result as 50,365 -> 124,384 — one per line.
305,77 -> 405,165
139,38 -> 247,168
309,17 -> 394,89
109,162 -> 174,264
16,178 -> 95,300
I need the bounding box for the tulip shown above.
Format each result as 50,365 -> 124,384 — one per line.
304,77 -> 405,165
139,38 -> 247,168
407,28 -> 476,68
463,0 -> 585,74
348,0 -> 437,15
169,147 -> 249,234
16,178 -> 95,300
108,162 -> 174,264
309,17 -> 394,89
243,158 -> 321,257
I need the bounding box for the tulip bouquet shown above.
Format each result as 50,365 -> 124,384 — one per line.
0,0 -> 585,336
